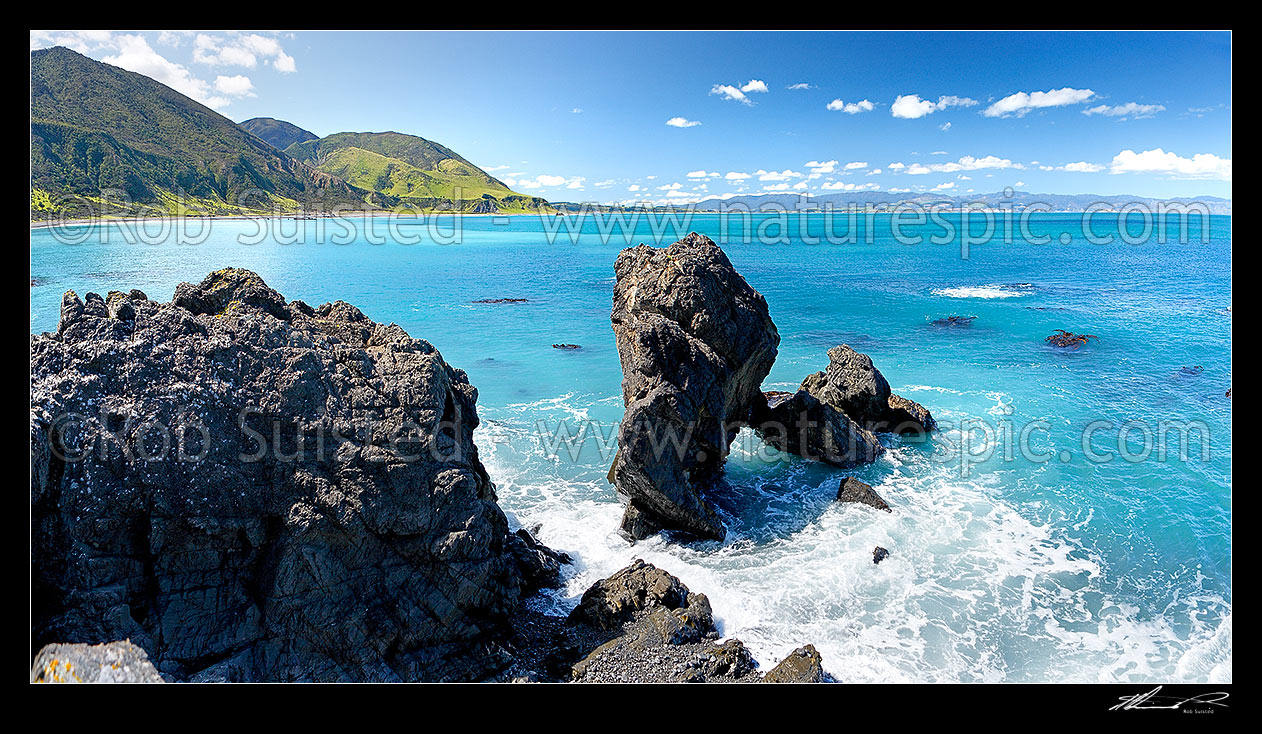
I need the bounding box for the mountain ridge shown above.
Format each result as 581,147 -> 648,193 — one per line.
284,131 -> 549,213
30,46 -> 383,218
239,117 -> 318,151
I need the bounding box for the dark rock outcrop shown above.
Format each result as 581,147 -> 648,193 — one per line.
763,644 -> 829,683
567,559 -> 711,638
31,268 -> 535,682
560,560 -> 823,683
609,233 -> 780,540
799,345 -> 935,434
31,641 -> 164,683
873,546 -> 890,565
755,389 -> 884,467
507,528 -> 571,594
837,477 -> 892,512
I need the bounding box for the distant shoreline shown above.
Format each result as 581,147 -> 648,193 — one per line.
30,207 -> 1231,230
29,211 -> 545,230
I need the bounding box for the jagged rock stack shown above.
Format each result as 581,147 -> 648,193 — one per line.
30,268 -> 563,682
608,233 -> 935,541
609,233 -> 781,540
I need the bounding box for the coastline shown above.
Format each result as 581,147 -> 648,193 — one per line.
29,207 -> 1232,231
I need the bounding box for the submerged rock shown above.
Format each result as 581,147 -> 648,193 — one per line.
552,343 -> 581,350
763,644 -> 829,683
31,268 -> 536,682
755,389 -> 884,467
31,641 -> 164,683
1045,329 -> 1098,349
609,233 -> 780,540
837,477 -> 892,512
931,314 -> 976,327
800,345 -> 935,434
472,297 -> 528,304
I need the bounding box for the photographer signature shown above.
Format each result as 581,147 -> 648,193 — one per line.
1110,686 -> 1229,711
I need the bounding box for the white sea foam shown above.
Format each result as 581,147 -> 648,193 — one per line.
476,390 -> 1231,682
932,285 -> 1030,299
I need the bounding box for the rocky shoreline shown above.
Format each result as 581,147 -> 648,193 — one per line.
30,233 -> 931,683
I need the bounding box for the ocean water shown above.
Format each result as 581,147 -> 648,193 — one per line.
29,212 -> 1232,683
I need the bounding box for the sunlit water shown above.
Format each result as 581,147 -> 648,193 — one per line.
30,212 -> 1231,682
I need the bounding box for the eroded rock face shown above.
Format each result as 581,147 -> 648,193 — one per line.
610,233 -> 780,540
763,644 -> 829,683
31,641 -> 164,683
755,390 -> 884,467
30,268 -> 534,682
565,560 -> 777,683
800,345 -> 935,434
837,477 -> 892,512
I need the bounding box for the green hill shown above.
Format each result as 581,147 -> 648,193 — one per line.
239,117 -> 319,151
286,131 -> 550,213
30,47 -> 385,218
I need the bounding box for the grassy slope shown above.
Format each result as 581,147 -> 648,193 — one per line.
287,132 -> 551,213
30,47 -> 382,218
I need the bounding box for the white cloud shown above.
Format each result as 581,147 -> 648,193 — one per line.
1082,102 -> 1165,119
593,179 -> 615,188
657,182 -> 682,191
1014,181 -> 1025,187
192,33 -> 297,73
710,85 -> 747,104
932,181 -> 956,191
1109,148 -> 1231,181
757,169 -> 802,181
891,94 -> 978,119
213,74 -> 254,97
740,79 -> 768,94
887,162 -> 906,170
805,160 -> 838,174
513,174 -> 585,190
904,155 -> 1020,175
31,30 -> 115,53
843,161 -> 868,170
786,82 -> 813,90
826,98 -> 875,114
102,35 -> 231,109
481,164 -> 511,172
1061,161 -> 1105,173
725,171 -> 751,180
666,116 -> 701,128
939,122 -> 952,131
571,107 -> 583,114
821,181 -> 880,191
983,87 -> 1095,117
686,170 -> 721,178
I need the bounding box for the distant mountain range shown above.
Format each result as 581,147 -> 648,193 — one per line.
688,191 -> 1231,215
30,47 -> 547,218
239,117 -> 318,150
30,46 -> 1227,220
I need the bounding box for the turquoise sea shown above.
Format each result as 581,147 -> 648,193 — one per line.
29,212 -> 1232,683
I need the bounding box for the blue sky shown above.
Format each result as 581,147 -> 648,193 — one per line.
31,31 -> 1232,203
